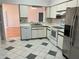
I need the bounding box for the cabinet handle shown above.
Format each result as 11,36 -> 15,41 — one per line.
24,28 -> 28,29
32,29 -> 43,30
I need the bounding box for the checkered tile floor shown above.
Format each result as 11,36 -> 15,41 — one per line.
0,39 -> 65,59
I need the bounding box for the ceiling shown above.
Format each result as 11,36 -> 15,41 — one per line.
1,0 -> 71,6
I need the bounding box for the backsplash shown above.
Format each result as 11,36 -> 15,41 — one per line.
46,18 -> 65,26
20,17 -> 28,24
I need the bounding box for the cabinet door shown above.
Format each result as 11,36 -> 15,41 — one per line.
46,7 -> 50,17
78,0 -> 79,7
32,30 -> 38,38
58,35 -> 64,49
36,30 -> 41,38
41,28 -> 46,37
38,30 -> 44,38
47,29 -> 51,39
20,5 -> 28,17
66,0 -> 77,8
50,6 -> 56,18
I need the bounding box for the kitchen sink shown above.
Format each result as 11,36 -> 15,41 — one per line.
31,23 -> 43,27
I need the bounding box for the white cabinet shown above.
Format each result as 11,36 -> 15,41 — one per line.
50,6 -> 57,18
51,0 -> 69,6
32,29 -> 38,38
56,3 -> 67,11
20,5 -> 28,17
46,7 -> 51,17
21,26 -> 31,39
39,27 -> 46,37
78,0 -> 79,7
32,27 -> 46,38
47,28 -> 51,39
66,0 -> 78,8
58,32 -> 64,49
46,6 -> 56,18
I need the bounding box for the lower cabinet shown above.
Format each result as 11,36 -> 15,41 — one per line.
32,27 -> 46,38
58,34 -> 64,49
32,30 -> 38,38
47,28 -> 51,39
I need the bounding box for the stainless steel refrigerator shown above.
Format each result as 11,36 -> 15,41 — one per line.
63,7 -> 79,59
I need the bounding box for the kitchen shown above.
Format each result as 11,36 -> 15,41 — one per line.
0,0 -> 79,59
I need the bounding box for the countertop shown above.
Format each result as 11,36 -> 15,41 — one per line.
58,29 -> 64,33
20,24 -> 31,27
20,23 -> 64,33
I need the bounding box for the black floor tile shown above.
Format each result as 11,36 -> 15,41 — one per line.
9,40 -> 15,42
26,53 -> 37,59
4,57 -> 10,59
48,50 -> 57,56
5,46 -> 14,51
42,42 -> 48,46
25,44 -> 32,48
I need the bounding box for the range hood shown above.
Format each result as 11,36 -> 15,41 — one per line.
56,10 -> 66,19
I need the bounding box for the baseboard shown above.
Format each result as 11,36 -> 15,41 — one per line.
21,37 -> 47,41
56,46 -> 63,51
6,37 -> 20,41
47,37 -> 57,47
63,53 -> 69,59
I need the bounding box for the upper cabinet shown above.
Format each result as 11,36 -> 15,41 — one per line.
46,7 -> 50,18
66,0 -> 78,8
46,0 -> 78,18
20,5 -> 28,17
46,6 -> 57,18
50,6 -> 57,18
78,0 -> 79,7
51,0 -> 69,6
56,2 -> 67,11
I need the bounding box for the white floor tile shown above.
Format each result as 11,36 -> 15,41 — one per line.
45,54 -> 55,59
0,39 -> 64,59
14,55 -> 27,59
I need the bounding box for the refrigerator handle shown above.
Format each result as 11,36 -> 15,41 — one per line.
71,15 -> 78,46
69,15 -> 75,46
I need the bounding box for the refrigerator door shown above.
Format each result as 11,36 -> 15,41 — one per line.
70,7 -> 79,59
63,7 -> 77,59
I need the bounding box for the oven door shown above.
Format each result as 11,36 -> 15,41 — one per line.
51,29 -> 58,41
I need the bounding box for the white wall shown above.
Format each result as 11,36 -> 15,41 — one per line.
0,0 -> 2,4
2,0 -> 51,6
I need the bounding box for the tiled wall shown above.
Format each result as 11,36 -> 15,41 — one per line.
46,18 -> 63,25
